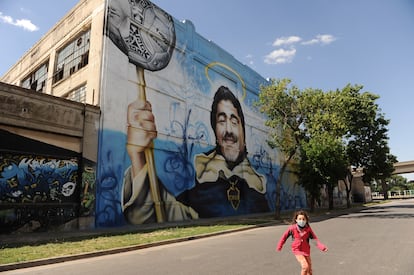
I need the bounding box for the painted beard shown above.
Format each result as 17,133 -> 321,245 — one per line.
219,132 -> 243,163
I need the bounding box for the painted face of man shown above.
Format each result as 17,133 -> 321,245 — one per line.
215,100 -> 245,162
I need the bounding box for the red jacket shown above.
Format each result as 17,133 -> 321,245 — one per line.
277,224 -> 327,256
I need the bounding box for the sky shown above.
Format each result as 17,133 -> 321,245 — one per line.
1,0 -> 414,180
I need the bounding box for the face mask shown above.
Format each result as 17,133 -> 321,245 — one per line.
296,220 -> 306,228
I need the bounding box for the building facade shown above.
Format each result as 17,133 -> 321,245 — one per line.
0,0 -> 306,233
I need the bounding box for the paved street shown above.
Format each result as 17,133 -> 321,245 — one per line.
3,199 -> 414,275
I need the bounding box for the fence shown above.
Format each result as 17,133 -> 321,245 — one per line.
372,190 -> 414,199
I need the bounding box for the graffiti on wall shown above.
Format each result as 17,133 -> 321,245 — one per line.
0,154 -> 79,203
0,153 -> 79,232
80,159 -> 96,217
96,0 -> 306,227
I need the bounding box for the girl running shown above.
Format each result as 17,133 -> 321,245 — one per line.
276,210 -> 328,275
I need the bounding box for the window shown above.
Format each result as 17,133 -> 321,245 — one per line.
66,85 -> 86,103
53,29 -> 90,83
21,62 -> 48,92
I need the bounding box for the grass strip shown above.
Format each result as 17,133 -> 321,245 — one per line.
0,224 -> 252,265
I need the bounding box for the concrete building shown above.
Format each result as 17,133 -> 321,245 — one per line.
1,0 -> 105,106
0,0 -> 308,233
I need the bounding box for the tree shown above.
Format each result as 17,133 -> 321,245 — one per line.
297,134 -> 348,211
334,85 -> 381,207
258,79 -> 305,218
296,149 -> 325,211
258,79 -> 396,214
258,80 -> 349,213
385,175 -> 409,192
305,84 -> 396,209
300,133 -> 348,210
299,89 -> 350,210
347,111 -> 397,200
363,149 -> 397,200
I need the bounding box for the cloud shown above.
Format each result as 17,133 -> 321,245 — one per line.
0,12 -> 39,32
302,34 -> 336,45
264,48 -> 296,64
272,36 -> 302,47
264,34 -> 336,65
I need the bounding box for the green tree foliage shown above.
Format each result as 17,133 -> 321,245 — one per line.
296,148 -> 325,211
299,89 -> 350,210
300,133 -> 348,210
346,105 -> 397,200
258,78 -> 396,214
373,175 -> 408,193
258,79 -> 305,218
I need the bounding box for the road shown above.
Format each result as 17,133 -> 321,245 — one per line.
3,199 -> 414,275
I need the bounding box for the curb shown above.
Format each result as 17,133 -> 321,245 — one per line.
0,221 -> 278,272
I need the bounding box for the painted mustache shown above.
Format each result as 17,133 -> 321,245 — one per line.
222,132 -> 238,143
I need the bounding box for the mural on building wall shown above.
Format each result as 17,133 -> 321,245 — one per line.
80,159 -> 96,217
97,0 -> 306,227
0,152 -> 80,232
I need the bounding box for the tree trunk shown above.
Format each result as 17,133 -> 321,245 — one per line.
274,166 -> 284,219
381,179 -> 389,200
346,189 -> 351,208
345,171 -> 353,208
275,153 -> 294,219
309,194 -> 315,212
327,182 -> 334,210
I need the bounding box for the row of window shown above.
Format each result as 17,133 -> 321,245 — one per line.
66,85 -> 86,103
21,63 -> 48,92
21,29 -> 90,104
53,31 -> 90,83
